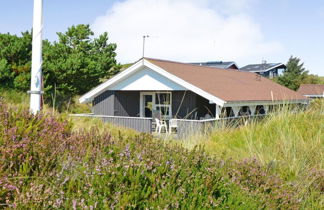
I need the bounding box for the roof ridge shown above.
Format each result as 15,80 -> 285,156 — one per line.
242,63 -> 281,66
191,61 -> 235,64
144,57 -> 237,72
144,57 -> 186,65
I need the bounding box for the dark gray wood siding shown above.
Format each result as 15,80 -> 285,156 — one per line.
93,90 -> 114,115
172,91 -> 215,119
172,91 -> 197,119
93,91 -> 140,117
114,91 -> 140,117
196,95 -> 215,119
93,90 -> 214,119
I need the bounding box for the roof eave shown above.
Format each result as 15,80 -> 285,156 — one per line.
79,59 -> 145,103
223,99 -> 310,107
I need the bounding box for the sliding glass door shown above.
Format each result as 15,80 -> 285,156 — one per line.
143,93 -> 153,118
140,92 -> 172,119
155,93 -> 171,119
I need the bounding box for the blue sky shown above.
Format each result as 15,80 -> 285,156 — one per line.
0,0 -> 323,75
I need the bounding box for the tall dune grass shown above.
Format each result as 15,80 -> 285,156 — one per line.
69,115 -> 140,140
0,88 -> 91,113
178,100 -> 324,207
181,100 -> 323,178
0,88 -> 29,106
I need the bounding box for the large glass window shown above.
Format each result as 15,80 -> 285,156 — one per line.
141,92 -> 172,119
155,93 -> 171,105
155,93 -> 171,119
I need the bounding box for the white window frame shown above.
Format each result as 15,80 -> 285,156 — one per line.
155,92 -> 172,119
140,92 -> 172,118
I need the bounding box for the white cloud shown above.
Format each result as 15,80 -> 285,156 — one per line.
92,0 -> 282,64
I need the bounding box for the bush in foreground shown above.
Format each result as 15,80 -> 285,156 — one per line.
0,101 -> 316,208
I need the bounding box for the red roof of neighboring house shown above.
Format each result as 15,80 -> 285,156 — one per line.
297,84 -> 324,96
146,58 -> 307,102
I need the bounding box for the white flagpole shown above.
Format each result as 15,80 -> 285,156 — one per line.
29,0 -> 43,114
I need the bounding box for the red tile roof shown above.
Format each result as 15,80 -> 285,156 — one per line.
146,58 -> 307,102
297,84 -> 324,96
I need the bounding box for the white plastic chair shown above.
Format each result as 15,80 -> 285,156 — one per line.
155,118 -> 167,133
168,119 -> 178,134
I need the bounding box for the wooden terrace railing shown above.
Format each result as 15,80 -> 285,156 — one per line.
70,114 -> 267,138
70,114 -> 153,133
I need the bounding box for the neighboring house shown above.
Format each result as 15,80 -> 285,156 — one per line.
240,63 -> 286,78
191,61 -> 239,69
79,58 -> 308,133
297,84 -> 324,98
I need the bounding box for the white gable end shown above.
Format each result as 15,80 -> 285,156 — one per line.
109,67 -> 186,91
79,59 -> 225,106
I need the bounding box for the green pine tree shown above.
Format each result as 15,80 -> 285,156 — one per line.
0,25 -> 121,108
43,24 -> 121,103
276,56 -> 308,90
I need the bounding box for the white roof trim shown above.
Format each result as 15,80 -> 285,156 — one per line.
224,99 -> 309,107
79,58 -> 226,106
79,59 -> 144,103
304,94 -> 324,97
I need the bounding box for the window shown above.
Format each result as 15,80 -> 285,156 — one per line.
155,93 -> 171,119
140,92 -> 172,118
155,93 -> 171,105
